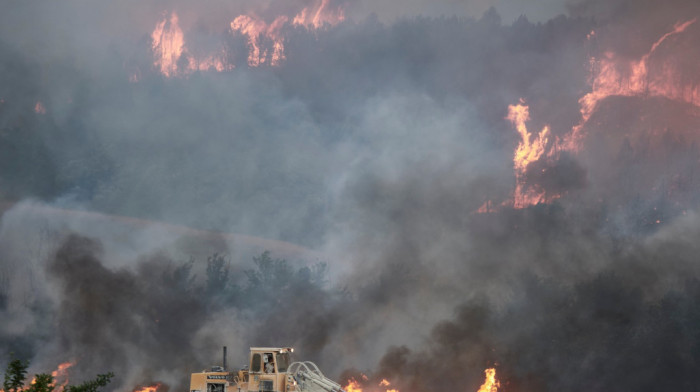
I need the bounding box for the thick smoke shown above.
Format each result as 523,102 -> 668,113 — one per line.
3,0 -> 700,391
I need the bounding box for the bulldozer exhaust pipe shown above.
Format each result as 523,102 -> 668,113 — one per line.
223,346 -> 227,371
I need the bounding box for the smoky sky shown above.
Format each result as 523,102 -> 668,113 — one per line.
3,0 -> 700,391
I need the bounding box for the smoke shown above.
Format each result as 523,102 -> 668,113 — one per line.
2,0 -> 700,391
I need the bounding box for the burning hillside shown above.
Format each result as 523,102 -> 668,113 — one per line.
3,0 -> 700,391
148,0 -> 345,76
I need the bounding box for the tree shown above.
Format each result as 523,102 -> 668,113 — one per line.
26,374 -> 54,392
205,253 -> 230,297
3,357 -> 28,392
64,373 -> 114,392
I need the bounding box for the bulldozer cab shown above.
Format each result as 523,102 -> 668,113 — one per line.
246,347 -> 293,392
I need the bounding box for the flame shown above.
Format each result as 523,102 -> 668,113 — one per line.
344,379 -> 363,392
151,12 -> 185,78
0,362 -> 74,392
507,100 -> 560,208
133,383 -> 161,392
475,368 -> 499,392
568,18 -> 698,148
151,12 -> 233,78
52,362 -> 74,392
230,0 -> 344,68
150,1 -> 344,76
34,101 -> 46,114
293,0 -> 345,28
484,18 -> 700,212
231,15 -> 288,67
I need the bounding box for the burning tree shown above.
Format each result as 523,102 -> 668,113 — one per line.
2,356 -> 113,392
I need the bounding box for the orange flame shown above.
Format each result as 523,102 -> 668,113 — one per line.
151,12 -> 233,77
231,15 -> 288,67
507,100 -> 560,208
476,368 -> 499,392
344,379 -> 363,392
52,362 -> 74,392
568,18 -> 698,148
293,0 -> 345,28
151,13 -> 185,77
150,1 -> 344,75
0,362 -> 74,392
343,377 -> 399,392
133,383 -> 161,392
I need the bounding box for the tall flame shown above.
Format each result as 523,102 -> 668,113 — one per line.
230,15 -> 288,67
151,13 -> 185,77
507,100 -> 559,208
151,12 -> 232,77
476,368 -> 499,392
52,362 -> 74,392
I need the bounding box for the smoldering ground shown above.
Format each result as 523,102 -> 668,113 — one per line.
3,0 -> 700,391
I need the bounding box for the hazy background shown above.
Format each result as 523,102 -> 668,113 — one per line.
2,0 -> 700,391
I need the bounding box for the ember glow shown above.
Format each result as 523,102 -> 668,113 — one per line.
34,101 -> 46,115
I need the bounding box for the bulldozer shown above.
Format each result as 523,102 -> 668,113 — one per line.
190,347 -> 346,392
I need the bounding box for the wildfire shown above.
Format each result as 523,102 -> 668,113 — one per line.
484,18 -> 700,212
51,362 -> 74,392
293,0 -> 345,28
343,377 -> 397,392
343,370 -> 497,392
150,1 -> 344,76
230,0 -> 344,67
568,18 -> 698,148
0,362 -> 74,392
476,368 -> 499,392
151,12 -> 232,78
230,15 -> 288,67
132,383 -> 161,392
344,379 -> 363,392
151,12 -> 185,77
507,100 -> 560,208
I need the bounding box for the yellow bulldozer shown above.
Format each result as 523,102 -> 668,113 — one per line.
190,347 -> 345,392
